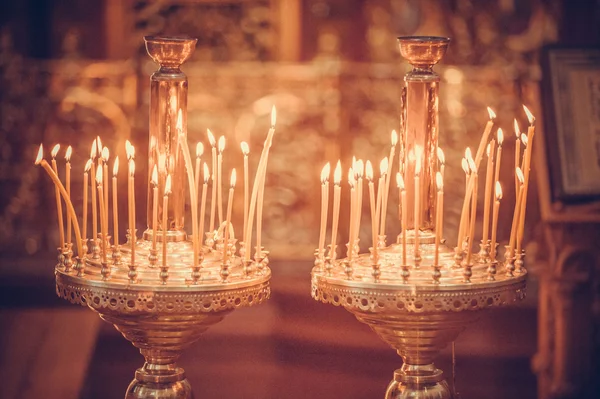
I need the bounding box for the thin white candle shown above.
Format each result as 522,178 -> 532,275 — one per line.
151,165 -> 159,251
162,175 -> 172,269
509,168 -> 525,257
90,140 -> 98,243
397,173 -> 407,265
434,172 -> 443,266
223,169 -> 236,264
366,161 -> 376,256
217,136 -> 225,225
102,147 -> 109,235
199,163 -> 209,250
318,163 -> 331,258
514,118 -> 521,194
493,128 -> 504,209
51,144 -> 65,248
112,156 -> 119,247
241,142 -> 250,246
466,158 -> 478,265
82,160 -> 91,249
128,158 -> 136,265
482,140 -> 496,244
490,182 -> 502,261
377,157 -> 388,238
96,167 -> 107,263
437,147 -> 445,182
474,107 -> 496,168
65,146 -> 72,244
195,142 -> 203,196
414,150 -> 422,260
381,130 -> 398,235
517,106 -> 536,254
347,168 -> 356,259
207,129 -> 217,234
354,160 -> 364,247
330,161 -> 342,260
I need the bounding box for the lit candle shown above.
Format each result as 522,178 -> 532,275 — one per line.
35,145 -> 83,256
347,168 -> 356,259
465,158 -> 478,266
65,146 -> 72,245
102,147 -> 110,235
112,156 -> 119,248
377,157 -> 388,238
493,128 -> 504,207
207,129 -> 217,234
457,149 -> 472,250
330,161 -> 342,260
434,172 -> 444,266
437,147 -> 445,182
366,161 -> 376,256
244,106 -> 276,261
318,163 -> 331,258
51,144 -> 65,248
128,158 -> 136,264
520,133 -> 528,172
482,139 -> 496,244
96,167 -> 107,263
355,160 -> 364,246
90,141 -> 98,246
217,136 -> 225,225
241,141 -> 250,246
517,105 -> 536,253
223,169 -> 236,264
162,175 -> 172,268
195,142 -> 203,197
82,159 -> 92,250
176,110 -> 199,267
509,168 -> 525,257
381,130 -> 398,235
490,182 -> 502,261
397,173 -> 407,265
151,165 -> 159,251
513,118 -> 521,194
474,107 -> 496,168
414,150 -> 421,261
199,163 -> 209,249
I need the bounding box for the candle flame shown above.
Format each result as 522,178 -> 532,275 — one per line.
113,156 -> 119,176
196,142 -> 204,158
523,105 -> 535,125
464,147 -> 472,160
35,144 -> 43,165
65,145 -> 72,162
461,158 -> 470,175
230,169 -> 237,187
176,109 -> 183,133
365,160 -> 373,181
356,159 -> 364,178
165,174 -> 172,195
125,140 -> 133,159
96,165 -> 103,184
495,181 -> 503,200
380,157 -> 389,176
391,130 -> 398,146
151,165 -> 158,186
436,171 -> 443,191
91,141 -> 97,159
468,157 -> 477,174
513,118 -> 520,138
129,159 -> 135,176
51,144 -> 60,158
487,106 -> 496,120
521,133 -> 528,147
203,162 -> 210,183
516,167 -> 524,184
241,141 -> 249,155
321,162 -> 331,183
497,128 -> 504,146
96,136 -> 102,155
396,173 -> 405,190
102,147 -> 109,162
437,147 -> 445,165
84,159 -> 92,172
271,105 -> 276,127
207,129 -> 216,147
486,142 -> 492,157
334,160 -> 342,185
218,136 -> 225,153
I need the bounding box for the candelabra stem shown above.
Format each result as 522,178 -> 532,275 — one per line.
126,350 -> 192,399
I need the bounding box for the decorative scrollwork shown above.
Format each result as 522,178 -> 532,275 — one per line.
56,275 -> 271,314
312,276 -> 526,314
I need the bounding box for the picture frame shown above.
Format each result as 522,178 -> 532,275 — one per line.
540,45 -> 600,203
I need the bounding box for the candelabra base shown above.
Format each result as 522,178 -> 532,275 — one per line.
385,364 -> 451,399
126,363 -> 192,399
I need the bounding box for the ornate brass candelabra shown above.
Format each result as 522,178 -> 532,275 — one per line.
39,36 -> 273,399
312,36 -> 528,399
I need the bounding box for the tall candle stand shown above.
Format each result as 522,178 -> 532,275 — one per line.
42,36 -> 273,399
312,37 -> 528,399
